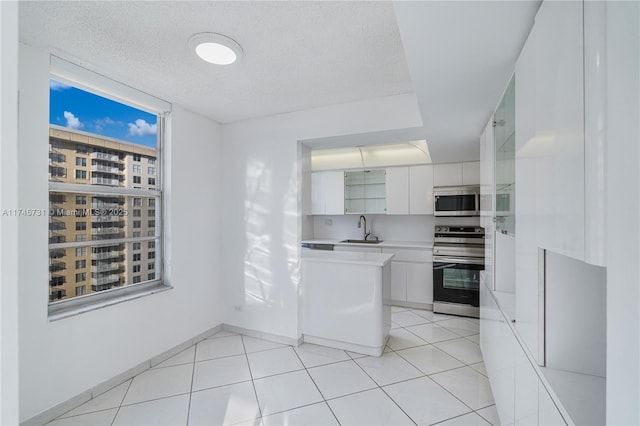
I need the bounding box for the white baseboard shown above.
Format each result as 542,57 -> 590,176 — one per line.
222,324 -> 301,347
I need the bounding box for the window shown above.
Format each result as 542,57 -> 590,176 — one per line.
148,220 -> 155,228
148,251 -> 155,259
47,62 -> 166,311
148,178 -> 156,186
148,241 -> 155,249
147,230 -> 155,237
148,209 -> 155,217
148,262 -> 155,270
148,158 -> 155,165
148,273 -> 155,280
148,167 -> 155,175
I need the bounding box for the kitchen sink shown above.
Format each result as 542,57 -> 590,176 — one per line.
340,239 -> 383,244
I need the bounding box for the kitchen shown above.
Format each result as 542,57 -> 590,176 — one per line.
2,1 -> 639,425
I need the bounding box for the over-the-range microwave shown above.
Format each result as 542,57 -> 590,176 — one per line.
433,185 -> 480,217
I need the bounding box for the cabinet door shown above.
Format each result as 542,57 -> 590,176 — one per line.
390,261 -> 407,302
409,165 -> 433,214
462,162 -> 480,185
433,163 -> 463,186
311,172 -> 325,215
406,262 -> 432,304
323,171 -> 345,215
386,167 -> 409,215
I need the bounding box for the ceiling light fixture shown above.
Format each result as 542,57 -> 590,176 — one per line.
189,32 -> 243,65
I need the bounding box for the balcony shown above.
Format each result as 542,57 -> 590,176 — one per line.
49,221 -> 66,231
91,226 -> 122,235
49,261 -> 66,272
91,262 -> 120,273
91,164 -> 120,174
91,214 -> 124,223
91,250 -> 120,260
49,276 -> 65,287
91,274 -> 120,286
91,177 -> 120,186
49,289 -> 67,302
50,249 -> 66,259
91,152 -> 120,162
49,235 -> 66,244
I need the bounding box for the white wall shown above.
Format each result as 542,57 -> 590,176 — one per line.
312,214 -> 479,243
606,2 -> 640,423
221,93 -> 422,339
0,2 -> 20,425
18,44 -> 224,421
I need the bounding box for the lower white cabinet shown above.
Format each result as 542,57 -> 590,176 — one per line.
334,245 -> 382,254
383,247 -> 432,307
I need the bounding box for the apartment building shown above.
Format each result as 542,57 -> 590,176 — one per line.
48,126 -> 157,302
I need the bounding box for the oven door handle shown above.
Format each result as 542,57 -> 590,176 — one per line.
433,256 -> 485,265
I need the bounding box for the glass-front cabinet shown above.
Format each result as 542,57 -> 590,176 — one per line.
344,169 -> 386,214
494,75 -> 516,235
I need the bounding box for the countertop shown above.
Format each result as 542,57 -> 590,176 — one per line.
301,239 -> 433,250
301,250 -> 394,267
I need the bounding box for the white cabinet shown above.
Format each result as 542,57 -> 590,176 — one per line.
311,171 -> 344,215
434,162 -> 479,187
383,247 -> 432,307
433,163 -> 463,186
386,165 -> 433,215
385,167 -> 409,215
409,165 -> 433,214
462,162 -> 480,185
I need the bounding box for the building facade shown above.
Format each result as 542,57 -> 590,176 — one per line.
48,126 -> 157,302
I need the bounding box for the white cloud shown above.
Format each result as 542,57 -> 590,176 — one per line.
127,119 -> 157,137
63,111 -> 84,130
50,80 -> 71,91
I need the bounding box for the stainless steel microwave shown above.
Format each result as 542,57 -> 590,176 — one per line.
433,186 -> 480,216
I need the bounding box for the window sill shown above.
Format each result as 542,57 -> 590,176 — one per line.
48,281 -> 172,321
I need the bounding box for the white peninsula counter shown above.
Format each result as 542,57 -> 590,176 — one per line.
300,250 -> 394,356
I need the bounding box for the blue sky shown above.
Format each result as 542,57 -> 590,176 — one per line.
49,80 -> 157,148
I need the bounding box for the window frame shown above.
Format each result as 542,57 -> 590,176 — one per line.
47,56 -> 171,320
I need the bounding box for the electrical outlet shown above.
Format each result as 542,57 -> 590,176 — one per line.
234,305 -> 242,312
325,218 -> 332,226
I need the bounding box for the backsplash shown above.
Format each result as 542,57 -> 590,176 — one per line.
312,215 -> 481,242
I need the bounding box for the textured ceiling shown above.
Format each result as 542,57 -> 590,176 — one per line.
19,1 -> 414,124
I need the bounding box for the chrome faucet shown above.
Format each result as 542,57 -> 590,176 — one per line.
357,215 -> 371,240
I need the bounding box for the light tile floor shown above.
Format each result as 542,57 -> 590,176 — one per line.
47,307 -> 498,426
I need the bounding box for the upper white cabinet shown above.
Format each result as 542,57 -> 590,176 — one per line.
385,167 -> 409,215
410,165 -> 434,214
462,162 -> 480,185
311,171 -> 344,215
386,165 -> 433,215
433,163 -> 463,186
434,162 -> 479,187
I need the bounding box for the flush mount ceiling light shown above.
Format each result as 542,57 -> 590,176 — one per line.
189,32 -> 243,65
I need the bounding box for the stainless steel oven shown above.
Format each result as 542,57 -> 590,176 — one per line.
433,226 -> 485,318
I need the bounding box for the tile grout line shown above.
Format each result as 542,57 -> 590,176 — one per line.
110,378 -> 135,425
184,341 -> 198,426
240,334 -> 264,421
290,345 -> 343,425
